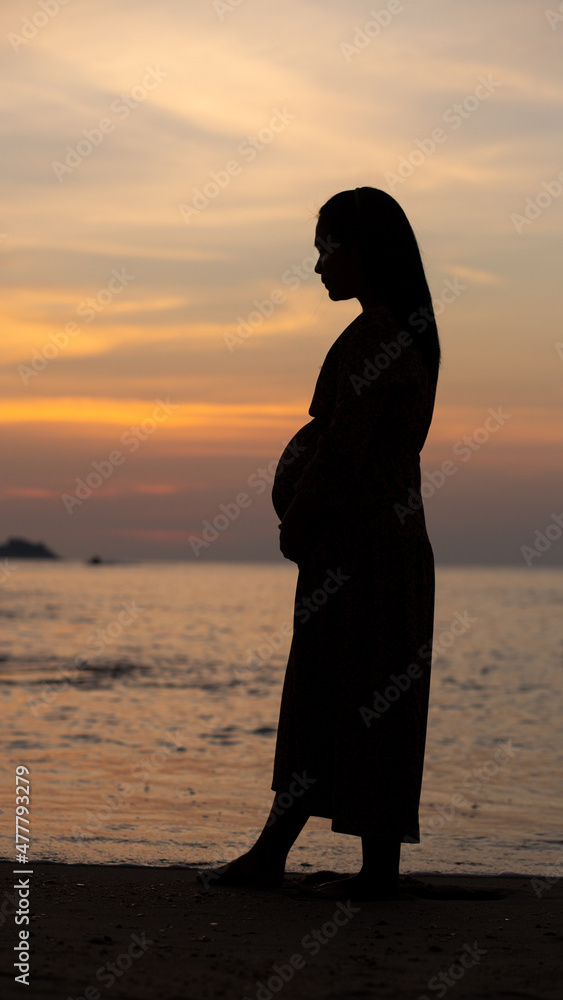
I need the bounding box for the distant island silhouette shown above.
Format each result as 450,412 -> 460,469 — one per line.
0,537 -> 59,559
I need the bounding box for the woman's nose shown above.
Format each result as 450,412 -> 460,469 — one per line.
314,257 -> 322,274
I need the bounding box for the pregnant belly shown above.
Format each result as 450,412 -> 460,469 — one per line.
271,417 -> 324,520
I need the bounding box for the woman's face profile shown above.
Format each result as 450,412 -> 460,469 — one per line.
314,218 -> 365,302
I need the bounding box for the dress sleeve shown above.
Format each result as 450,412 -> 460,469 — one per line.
293,309 -> 411,509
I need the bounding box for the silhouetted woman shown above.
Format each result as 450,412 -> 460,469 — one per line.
210,187 -> 440,899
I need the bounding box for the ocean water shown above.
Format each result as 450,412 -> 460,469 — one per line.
1,561 -> 562,876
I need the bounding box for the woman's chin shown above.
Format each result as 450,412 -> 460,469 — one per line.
326,287 -> 353,301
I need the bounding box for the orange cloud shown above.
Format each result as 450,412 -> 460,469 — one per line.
2,487 -> 59,498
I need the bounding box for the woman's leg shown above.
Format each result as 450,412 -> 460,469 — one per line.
313,835 -> 402,898
360,835 -> 401,890
200,790 -> 310,889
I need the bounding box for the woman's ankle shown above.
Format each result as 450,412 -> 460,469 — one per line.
359,865 -> 399,886
249,839 -> 289,864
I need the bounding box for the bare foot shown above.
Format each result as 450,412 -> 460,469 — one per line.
198,848 -> 285,890
312,873 -> 405,900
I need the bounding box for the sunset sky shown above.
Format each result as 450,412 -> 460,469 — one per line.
1,0 -> 562,563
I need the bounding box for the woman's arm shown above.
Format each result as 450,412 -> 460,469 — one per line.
278,492 -> 320,562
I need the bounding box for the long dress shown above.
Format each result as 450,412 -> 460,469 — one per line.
270,304 -> 437,843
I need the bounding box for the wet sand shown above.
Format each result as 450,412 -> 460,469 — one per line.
0,862 -> 561,1000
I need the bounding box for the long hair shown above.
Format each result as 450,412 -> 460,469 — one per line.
317,187 -> 441,382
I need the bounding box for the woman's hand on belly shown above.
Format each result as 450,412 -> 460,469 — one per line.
279,492 -> 323,563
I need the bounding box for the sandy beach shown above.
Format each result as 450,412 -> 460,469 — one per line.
1,862 -> 561,1000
